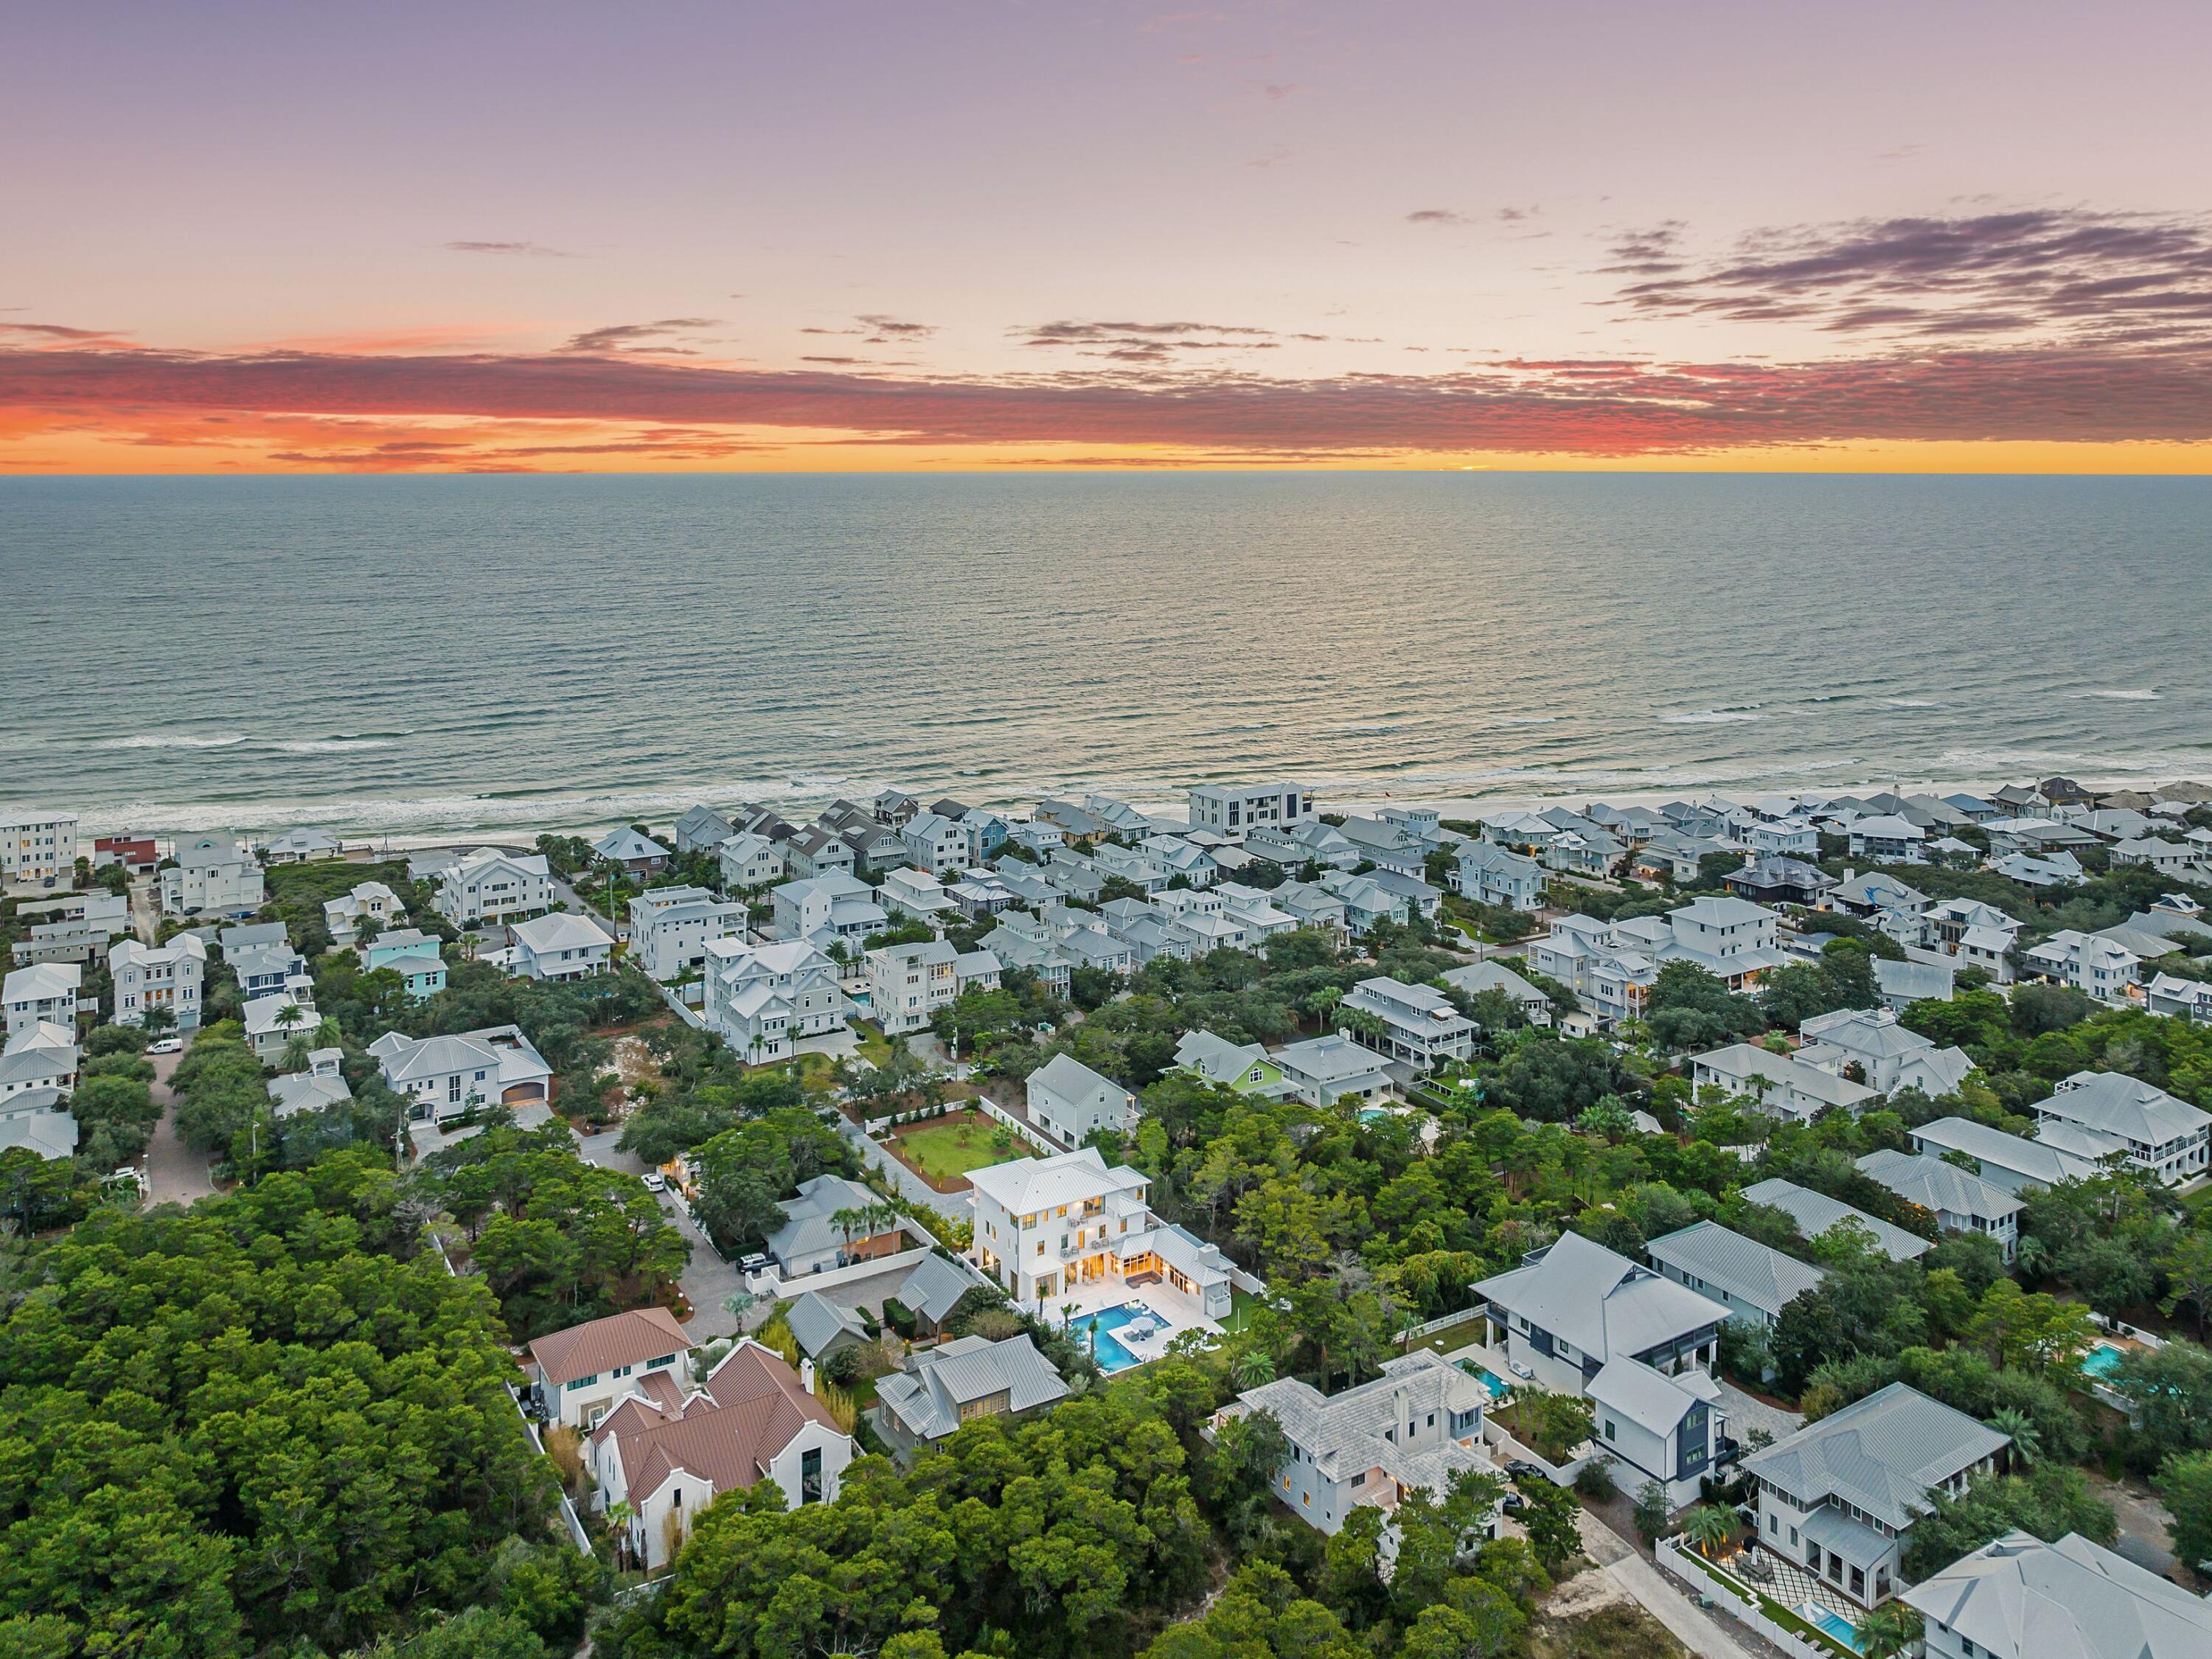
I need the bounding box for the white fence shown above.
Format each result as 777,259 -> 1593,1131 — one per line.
1652,1537 -> 1848,1659
652,979 -> 706,1030
743,1242 -> 936,1300
973,1094 -> 1068,1154
1394,1308 -> 1487,1343
1480,1419 -> 1594,1486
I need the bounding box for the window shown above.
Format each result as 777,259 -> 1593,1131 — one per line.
801,1446 -> 823,1504
1603,1419 -> 1616,1440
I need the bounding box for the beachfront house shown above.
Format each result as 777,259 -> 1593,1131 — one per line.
432,848 -> 553,926
159,832 -> 265,917
1186,782 -> 1315,843
672,805 -> 736,855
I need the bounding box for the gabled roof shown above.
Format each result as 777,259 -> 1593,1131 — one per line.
1857,1148 -> 2023,1222
1646,1220 -> 1826,1321
877,1334 -> 1068,1439
594,827 -> 671,862
1742,1382 -> 2008,1528
1902,1531 -> 2212,1659
1472,1231 -> 1728,1366
1739,1178 -> 1930,1261
897,1251 -> 984,1324
510,910 -> 615,953
597,1342 -> 841,1503
2040,1071 -> 2211,1145
786,1290 -> 871,1357
529,1305 -> 691,1386
1913,1116 -> 2103,1187
1587,1354 -> 1721,1436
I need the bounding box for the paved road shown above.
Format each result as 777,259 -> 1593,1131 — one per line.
574,1129 -> 745,1339
1575,1512 -> 1762,1659
140,1048 -> 215,1206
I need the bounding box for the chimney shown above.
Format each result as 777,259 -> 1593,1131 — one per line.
800,1358 -> 816,1394
1842,866 -> 1855,884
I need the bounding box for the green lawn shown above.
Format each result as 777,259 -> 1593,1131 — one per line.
892,1118 -> 1033,1184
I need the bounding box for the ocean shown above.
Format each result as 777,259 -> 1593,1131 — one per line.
3,473 -> 2206,838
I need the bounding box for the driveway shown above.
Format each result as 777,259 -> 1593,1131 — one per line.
2086,1470 -> 2178,1576
1716,1380 -> 1804,1450
1574,1510 -> 1764,1659
574,1129 -> 745,1340
140,1047 -> 215,1206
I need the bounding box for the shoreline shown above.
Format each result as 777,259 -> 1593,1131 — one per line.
33,769 -> 2207,854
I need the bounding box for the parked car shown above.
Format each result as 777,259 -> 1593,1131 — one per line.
147,1036 -> 184,1054
1500,1492 -> 1526,1514
1503,1460 -> 1544,1484
642,1172 -> 667,1193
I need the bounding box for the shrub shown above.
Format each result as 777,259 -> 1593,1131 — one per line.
882,1296 -> 916,1338
1573,1455 -> 1617,1499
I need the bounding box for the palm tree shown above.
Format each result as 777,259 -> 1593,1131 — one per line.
1989,1408 -> 2041,1467
274,1001 -> 307,1036
1857,1601 -> 1923,1659
1683,1503 -> 1736,1559
1233,1346 -> 1276,1389
2015,1231 -> 2051,1281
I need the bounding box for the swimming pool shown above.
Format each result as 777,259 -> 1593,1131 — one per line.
1454,1359 -> 1512,1399
2082,1341 -> 2126,1380
1796,1601 -> 1863,1653
1066,1301 -> 1163,1373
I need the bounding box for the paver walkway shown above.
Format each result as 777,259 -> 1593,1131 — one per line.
141,1050 -> 215,1206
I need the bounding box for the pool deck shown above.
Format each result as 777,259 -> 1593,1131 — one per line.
1049,1273 -> 1223,1365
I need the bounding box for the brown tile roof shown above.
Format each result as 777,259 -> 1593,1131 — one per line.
527,1306 -> 690,1387
590,1341 -> 840,1505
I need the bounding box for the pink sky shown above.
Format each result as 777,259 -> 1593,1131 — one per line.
6,1 -> 2211,471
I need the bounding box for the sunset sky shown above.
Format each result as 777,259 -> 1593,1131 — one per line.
7,0 -> 2212,473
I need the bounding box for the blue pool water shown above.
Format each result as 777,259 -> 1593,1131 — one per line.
1455,1359 -> 1512,1399
1798,1602 -> 1863,1652
2082,1343 -> 2126,1380
1067,1301 -> 1161,1373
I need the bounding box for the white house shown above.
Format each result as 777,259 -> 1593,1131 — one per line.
0,1020 -> 77,1102
1904,1529 -> 2212,1659
2021,931 -> 2140,1004
1856,1150 -> 2022,1261
1795,1007 -> 1976,1097
1743,1382 -> 2008,1611
1473,1231 -> 1731,1505
879,866 -> 956,926
586,1338 -> 853,1571
370,1024 -> 553,1123
433,848 -> 553,926
261,829 -> 342,863
1213,1349 -> 1500,1537
970,1145 -> 1239,1317
717,832 -> 786,891
671,806 -> 736,856
627,886 -> 744,981
109,937 -> 206,1031
898,812 -> 969,877
1338,976 -> 1476,1071
865,939 -> 999,1035
1451,842 -> 1544,911
771,872 -> 886,952
243,991 -> 321,1065
1186,782 -> 1315,843
700,938 -> 851,1062
0,811 -> 77,888
4,961 -> 83,1040
1441,961 -> 1554,1026
160,832 -> 265,917
1691,1043 -> 1876,1123
1646,1220 -> 1825,1331
507,911 -> 616,981
1027,1052 -> 1135,1146
324,879 -> 403,946
2033,1071 -> 2211,1185
1846,815 -> 1927,863
528,1305 -> 695,1430
1271,1033 -> 1397,1108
